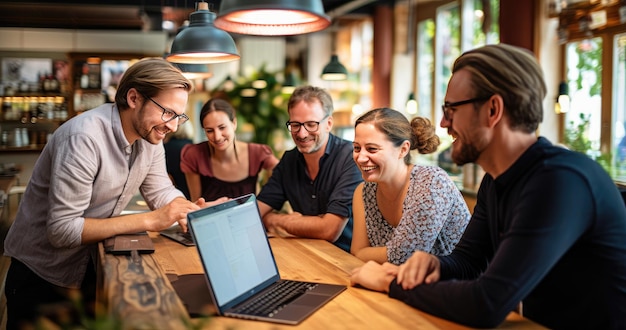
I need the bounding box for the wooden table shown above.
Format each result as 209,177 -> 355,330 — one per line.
97,233 -> 545,330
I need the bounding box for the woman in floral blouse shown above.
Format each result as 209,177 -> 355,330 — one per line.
351,108 -> 470,264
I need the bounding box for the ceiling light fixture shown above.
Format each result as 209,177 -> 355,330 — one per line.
172,63 -> 213,79
406,92 -> 418,115
166,1 -> 240,64
555,81 -> 570,114
321,55 -> 348,81
281,71 -> 297,94
321,23 -> 348,81
214,0 -> 331,36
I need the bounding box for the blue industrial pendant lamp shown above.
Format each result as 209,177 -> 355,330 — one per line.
214,0 -> 331,36
167,1 -> 240,64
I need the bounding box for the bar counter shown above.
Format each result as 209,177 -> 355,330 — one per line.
97,232 -> 546,329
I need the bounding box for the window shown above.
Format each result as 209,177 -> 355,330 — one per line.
416,19 -> 434,120
434,2 -> 461,137
562,31 -> 626,184
556,1 -> 626,185
414,0 -> 500,189
564,38 -> 603,158
612,33 -> 626,183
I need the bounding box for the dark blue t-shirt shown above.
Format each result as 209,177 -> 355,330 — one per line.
257,134 -> 362,252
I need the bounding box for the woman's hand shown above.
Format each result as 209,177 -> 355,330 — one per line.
350,261 -> 398,292
396,251 -> 441,290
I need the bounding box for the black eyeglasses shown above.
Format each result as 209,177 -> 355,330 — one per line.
143,94 -> 189,125
441,95 -> 492,121
286,115 -> 329,133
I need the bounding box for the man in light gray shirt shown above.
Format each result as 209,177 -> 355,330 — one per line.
3,58 -> 223,329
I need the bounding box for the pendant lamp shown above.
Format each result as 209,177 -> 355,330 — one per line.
281,71 -> 297,94
321,24 -> 348,81
166,2 -> 240,64
173,63 -> 213,79
214,0 -> 331,36
555,81 -> 570,114
405,92 -> 418,115
321,55 -> 348,81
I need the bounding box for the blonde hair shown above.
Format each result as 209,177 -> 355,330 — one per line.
453,44 -> 546,133
115,57 -> 192,109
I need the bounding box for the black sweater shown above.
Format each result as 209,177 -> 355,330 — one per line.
388,137 -> 626,329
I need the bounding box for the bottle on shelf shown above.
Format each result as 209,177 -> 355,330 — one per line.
20,128 -> 29,147
36,96 -> 46,120
13,128 -> 22,147
1,130 -> 8,148
29,97 -> 38,123
80,64 -> 90,89
39,72 -> 46,93
49,72 -> 59,93
46,96 -> 55,120
43,72 -> 52,92
55,96 -> 67,120
19,97 -> 30,124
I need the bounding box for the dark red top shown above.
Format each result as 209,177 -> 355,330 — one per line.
180,142 -> 275,200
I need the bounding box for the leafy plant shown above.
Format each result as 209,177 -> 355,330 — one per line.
563,112 -> 592,154
211,64 -> 290,150
563,112 -> 620,177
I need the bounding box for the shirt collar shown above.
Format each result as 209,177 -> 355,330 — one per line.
110,103 -> 132,155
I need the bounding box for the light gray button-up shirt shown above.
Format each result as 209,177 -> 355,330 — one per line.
4,103 -> 184,288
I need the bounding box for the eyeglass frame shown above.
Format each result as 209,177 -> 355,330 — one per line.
142,93 -> 190,125
441,95 -> 492,121
285,115 -> 329,133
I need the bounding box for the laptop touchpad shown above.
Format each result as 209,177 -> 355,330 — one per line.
292,294 -> 332,307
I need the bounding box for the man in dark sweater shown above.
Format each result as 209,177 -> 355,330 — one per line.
350,44 -> 626,329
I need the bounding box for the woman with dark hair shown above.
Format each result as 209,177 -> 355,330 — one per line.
351,108 -> 470,264
181,98 -> 279,201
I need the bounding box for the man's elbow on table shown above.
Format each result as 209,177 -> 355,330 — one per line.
321,214 -> 348,242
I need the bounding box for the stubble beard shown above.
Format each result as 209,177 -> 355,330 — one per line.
452,140 -> 480,166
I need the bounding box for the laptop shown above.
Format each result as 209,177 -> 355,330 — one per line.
185,193 -> 346,325
160,225 -> 195,246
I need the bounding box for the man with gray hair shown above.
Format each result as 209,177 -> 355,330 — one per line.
257,85 -> 362,252
350,44 -> 626,329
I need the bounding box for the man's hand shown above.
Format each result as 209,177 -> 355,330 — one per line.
350,261 -> 398,293
194,196 -> 229,209
263,212 -> 301,238
396,251 -> 441,290
173,196 -> 230,232
150,197 -> 201,232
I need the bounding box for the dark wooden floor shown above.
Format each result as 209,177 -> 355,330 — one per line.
0,194 -> 20,330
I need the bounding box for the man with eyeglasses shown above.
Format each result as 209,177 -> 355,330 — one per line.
350,44 -> 626,329
257,85 -> 362,252
4,58 -> 225,329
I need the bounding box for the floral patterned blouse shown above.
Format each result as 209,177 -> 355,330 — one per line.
363,165 -> 471,264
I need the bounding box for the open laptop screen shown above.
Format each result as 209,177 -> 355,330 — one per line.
188,194 -> 280,309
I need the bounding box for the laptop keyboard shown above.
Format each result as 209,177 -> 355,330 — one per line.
180,231 -> 194,245
230,280 -> 318,317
